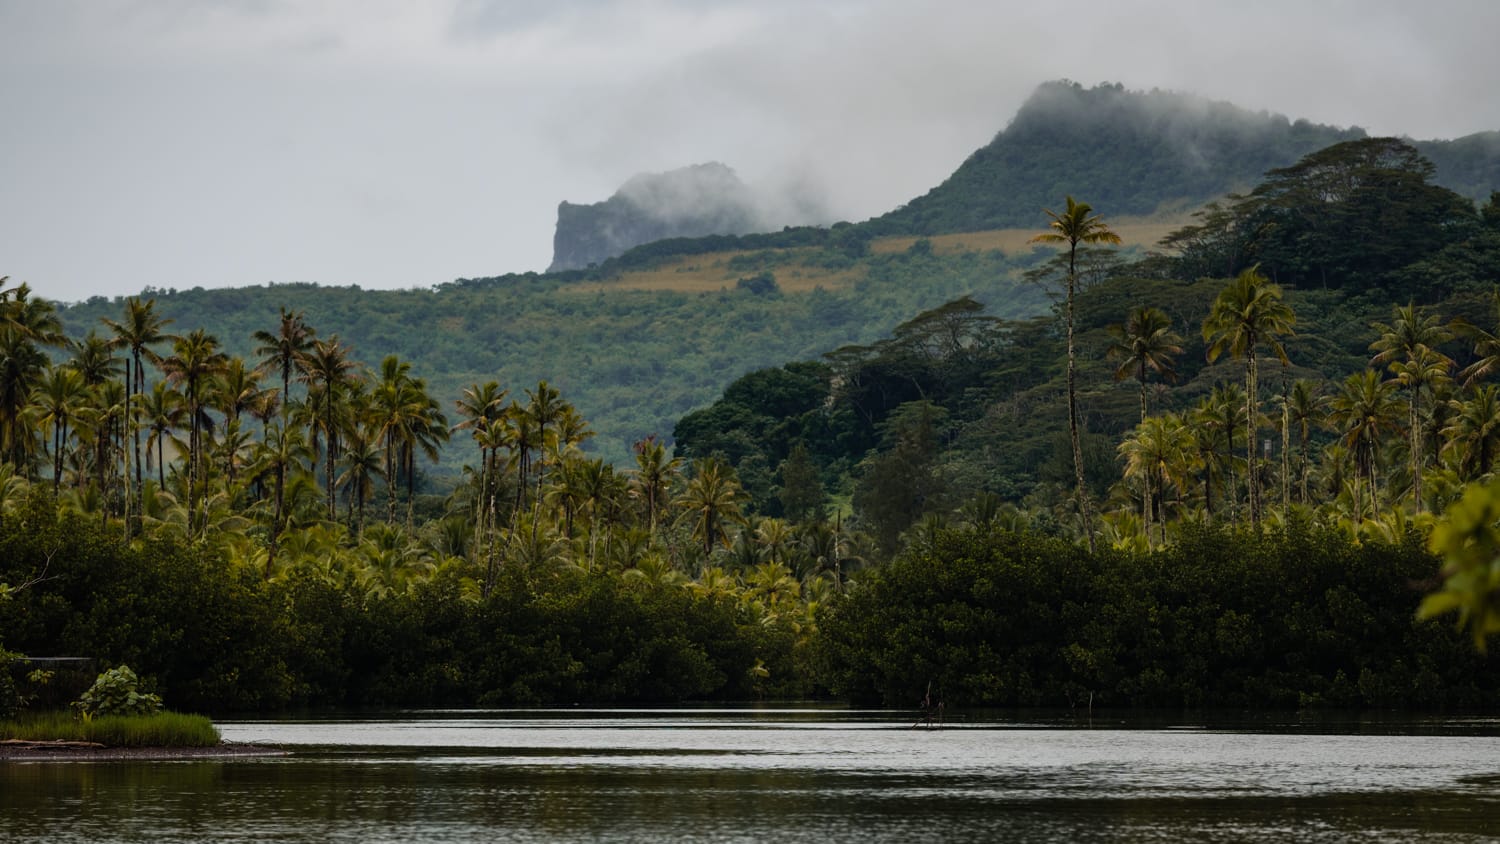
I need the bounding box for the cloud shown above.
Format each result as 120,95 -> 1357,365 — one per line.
1,0 -> 1498,301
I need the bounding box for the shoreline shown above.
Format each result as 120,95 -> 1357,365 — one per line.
0,740 -> 289,762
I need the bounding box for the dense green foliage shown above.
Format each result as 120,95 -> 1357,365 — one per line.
0,493 -> 817,711
677,142 -> 1500,558
1155,138 -> 1492,291
821,522 -> 1496,708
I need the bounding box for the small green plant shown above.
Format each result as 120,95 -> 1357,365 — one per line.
72,665 -> 164,720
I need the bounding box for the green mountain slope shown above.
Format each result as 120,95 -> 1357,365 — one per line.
56,244 -> 1053,468
867,80 -> 1497,237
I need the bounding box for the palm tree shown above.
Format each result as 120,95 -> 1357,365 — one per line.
103,297 -> 174,502
1442,385 -> 1500,481
159,329 -> 228,501
1119,412 -> 1197,547
1370,304 -> 1452,513
252,307 -> 314,426
299,336 -> 360,520
1454,288 -> 1500,387
0,283 -> 67,472
1328,370 -> 1400,521
1202,266 -> 1296,529
524,381 -> 565,501
1107,306 -> 1183,423
677,458 -> 746,557
212,357 -> 272,429
370,356 -> 447,526
67,334 -> 124,504
452,380 -> 508,543
336,424 -> 384,535
254,421 -> 313,576
1189,385 -> 1237,520
32,367 -> 89,491
139,381 -> 185,490
1286,379 -> 1328,503
1030,197 -> 1122,551
630,436 -> 681,535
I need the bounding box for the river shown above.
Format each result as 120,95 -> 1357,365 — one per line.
3,707 -> 1498,842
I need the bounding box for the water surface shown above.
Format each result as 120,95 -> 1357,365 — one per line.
4,707 -> 1498,842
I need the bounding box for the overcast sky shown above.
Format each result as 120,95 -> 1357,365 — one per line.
4,0 -> 1498,303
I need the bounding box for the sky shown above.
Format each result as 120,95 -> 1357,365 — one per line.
3,0 -> 1499,303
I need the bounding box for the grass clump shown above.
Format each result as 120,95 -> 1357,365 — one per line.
1,710 -> 221,747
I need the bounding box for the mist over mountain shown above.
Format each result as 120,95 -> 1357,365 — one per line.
548,163 -> 830,272
868,80 -> 1369,233
872,82 -> 1500,236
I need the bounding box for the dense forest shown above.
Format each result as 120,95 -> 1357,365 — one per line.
5,132 -> 1500,715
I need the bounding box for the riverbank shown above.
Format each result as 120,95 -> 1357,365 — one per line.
0,739 -> 288,761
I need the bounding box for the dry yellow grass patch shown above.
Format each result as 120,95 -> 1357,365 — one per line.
869,219 -> 1183,256
566,250 -> 865,295
561,216 -> 1189,296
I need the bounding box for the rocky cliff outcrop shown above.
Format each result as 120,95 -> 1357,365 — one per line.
549,163 -> 820,272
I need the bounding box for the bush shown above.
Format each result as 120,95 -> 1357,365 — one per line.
73,665 -> 163,719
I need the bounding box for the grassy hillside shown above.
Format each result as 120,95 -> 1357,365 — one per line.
58,230 -> 1090,467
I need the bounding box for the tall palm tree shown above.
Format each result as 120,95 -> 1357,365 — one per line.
370,355 -> 446,526
1285,379 -> 1328,503
139,381 -> 185,490
524,381 -> 565,501
452,380 -> 508,541
1328,370 -> 1400,521
1202,266 -> 1296,529
102,296 -> 174,502
159,329 -> 228,502
1370,303 -> 1452,513
32,367 -> 89,492
299,336 -> 359,520
1119,412 -> 1197,548
1030,197 -> 1122,551
1107,306 -> 1183,423
0,283 -> 67,473
1191,384 -> 1248,520
254,421 -> 313,576
68,333 -> 124,505
630,436 -> 682,535
336,424 -> 384,535
253,307 -> 314,426
677,458 -> 747,557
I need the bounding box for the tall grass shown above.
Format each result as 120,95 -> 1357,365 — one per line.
0,711 -> 221,747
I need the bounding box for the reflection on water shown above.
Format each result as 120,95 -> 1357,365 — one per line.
4,708 -> 1499,843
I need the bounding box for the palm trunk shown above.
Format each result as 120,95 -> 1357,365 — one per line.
325,392 -> 337,520
1245,344 -> 1259,529
1281,389 -> 1290,514
133,352 -> 144,500
1409,396 -> 1423,514
1065,267 -> 1094,552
